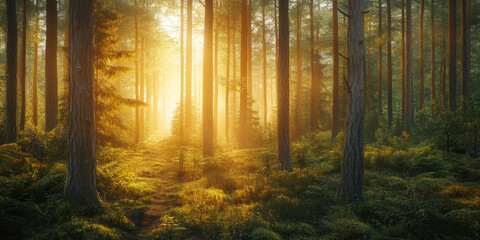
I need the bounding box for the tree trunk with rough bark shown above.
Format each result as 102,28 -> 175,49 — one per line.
420,0 -> 425,111
20,0 -> 26,131
448,0 -> 457,112
461,0 -> 470,104
45,0 -> 58,132
65,0 -> 100,206
203,0 -> 214,156
239,0 -> 248,149
6,0 -> 17,143
332,0 -> 339,140
341,0 -> 365,202
405,0 -> 413,133
387,0 -> 392,126
278,0 -> 293,172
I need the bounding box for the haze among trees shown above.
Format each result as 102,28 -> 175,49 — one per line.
1,0 -> 480,239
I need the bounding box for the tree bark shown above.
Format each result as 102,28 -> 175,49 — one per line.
33,0 -> 39,127
20,0 -> 27,131
461,0 -> 470,104
140,36 -> 145,140
448,0 -> 457,112
6,0 -> 17,143
431,0 -> 435,117
378,0 -> 382,114
203,0 -> 214,156
420,0 -> 425,111
65,0 -> 100,206
278,0 -> 293,172
134,0 -> 139,144
186,0 -> 193,135
239,0 -> 248,149
180,0 -> 185,138
401,0 -> 405,123
332,0 -> 339,140
296,1 -> 302,132
45,0 -> 58,132
226,6 -> 231,140
214,2 -> 219,143
405,0 -> 413,133
387,0 -> 392,126
262,5 -> 267,129
310,0 -> 318,132
341,0 -> 365,202
63,0 -> 69,96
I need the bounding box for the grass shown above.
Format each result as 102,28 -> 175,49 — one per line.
1,130 -> 480,239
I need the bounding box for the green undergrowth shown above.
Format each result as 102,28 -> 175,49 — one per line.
147,132 -> 480,240
0,128 -> 155,239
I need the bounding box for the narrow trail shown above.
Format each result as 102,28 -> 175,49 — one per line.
122,138 -> 193,240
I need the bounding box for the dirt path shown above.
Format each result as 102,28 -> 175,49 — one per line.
122,139 -> 188,239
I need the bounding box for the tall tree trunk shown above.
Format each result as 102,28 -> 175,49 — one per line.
45,0 -> 58,132
20,0 -> 26,131
33,0 -> 39,127
401,0 -> 406,122
341,0 -> 365,202
431,0 -> 435,117
65,0 -> 100,206
6,0 -> 17,143
387,0 -> 392,126
140,36 -> 145,140
247,0 -> 253,107
63,0 -> 69,96
278,0 -> 293,172
239,0 -> 248,149
134,0 -> 139,144
448,0 -> 457,112
296,1 -> 302,134
274,0 -> 278,109
262,5 -> 267,128
310,0 -> 318,132
214,2 -> 219,143
180,0 -> 185,138
332,0 -> 339,140
420,0 -> 425,111
203,0 -> 214,156
405,0 -> 413,133
186,0 -> 193,135
232,8 -> 237,142
226,7 -> 231,141
461,0 -> 470,104
378,0 -> 382,114
442,36 -> 446,108
367,23 -> 371,112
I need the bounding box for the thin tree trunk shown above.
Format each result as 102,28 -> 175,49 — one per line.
140,36 -> 145,140
341,0 -> 365,202
247,0 -> 253,105
378,0 -> 382,114
332,0 -> 339,140
33,0 -> 39,127
387,0 -> 392,125
20,0 -> 26,131
226,6 -> 231,140
448,0 -> 457,112
180,0 -> 185,138
420,0 -> 425,111
6,0 -> 17,143
134,0 -> 139,144
274,0 -> 278,109
262,5 -> 267,128
186,0 -> 193,134
45,0 -> 58,132
431,0 -> 435,117
239,0 -> 248,149
278,0 -> 293,172
63,0 -> 69,96
367,23 -> 371,112
203,0 -> 214,156
154,72 -> 159,130
296,1 -> 302,133
401,0 -> 406,123
461,0 -> 470,104
232,8 -> 237,141
214,2 -> 219,143
65,0 -> 100,206
310,0 -> 318,132
405,0 -> 413,133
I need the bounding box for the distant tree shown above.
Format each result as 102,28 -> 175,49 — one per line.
310,0 -> 318,132
33,0 -> 39,127
295,0 -> 302,136
401,0 -> 405,122
45,0 -> 58,132
186,0 -> 193,136
20,0 -> 26,131
225,4 -> 231,140
420,0 -> 425,111
278,0 -> 293,171
448,0 -> 456,112
239,0 -> 248,149
387,0 -> 392,126
431,0 -> 435,117
203,0 -> 214,156
134,0 -> 139,144
341,0 -> 365,202
405,0 -> 413,133
6,0 -> 17,143
65,0 -> 100,206
378,0 -> 383,114
332,0 -> 339,140
461,0 -> 470,104
262,3 -> 267,129
180,0 -> 185,138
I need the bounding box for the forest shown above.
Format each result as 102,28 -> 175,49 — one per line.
0,0 -> 479,239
